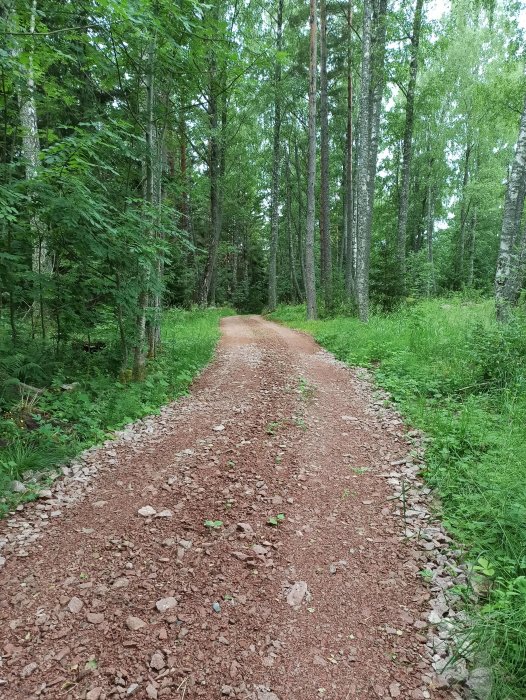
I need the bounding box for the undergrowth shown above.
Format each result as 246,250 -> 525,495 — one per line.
270,297 -> 526,699
0,307 -> 233,516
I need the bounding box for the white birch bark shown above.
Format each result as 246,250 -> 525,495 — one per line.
305,0 -> 318,320
495,92 -> 526,321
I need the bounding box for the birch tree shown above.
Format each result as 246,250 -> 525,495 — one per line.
495,92 -> 526,322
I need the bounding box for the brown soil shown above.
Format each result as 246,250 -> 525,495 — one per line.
0,316 -> 453,700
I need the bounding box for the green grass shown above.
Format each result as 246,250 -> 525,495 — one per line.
0,307 -> 233,516
270,298 -> 526,699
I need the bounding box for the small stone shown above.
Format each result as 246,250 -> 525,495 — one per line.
213,424 -> 225,431
286,581 -> 309,608
11,480 -> 27,493
127,683 -> 140,696
93,501 -> 107,508
389,682 -> 401,698
212,602 -> 221,613
156,597 -> 177,613
138,506 -> 156,517
126,616 -> 147,631
146,685 -> 158,699
0,556 -> 5,568
222,685 -> 233,695
237,522 -> 254,535
113,577 -> 130,589
156,509 -> 173,518
86,689 -> 103,700
252,545 -> 268,556
20,662 -> 37,678
68,597 -> 83,614
150,652 -> 165,670
86,612 -> 104,624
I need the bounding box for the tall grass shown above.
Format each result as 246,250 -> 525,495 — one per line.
271,298 -> 526,699
0,307 -> 233,515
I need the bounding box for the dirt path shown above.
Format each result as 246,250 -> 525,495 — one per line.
0,316 -> 454,700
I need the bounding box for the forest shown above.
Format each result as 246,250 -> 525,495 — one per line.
1,0 -> 526,697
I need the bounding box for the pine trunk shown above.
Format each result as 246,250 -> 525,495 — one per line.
396,0 -> 424,295
319,0 -> 332,311
344,1 -> 355,300
267,0 -> 284,311
305,0 -> 318,320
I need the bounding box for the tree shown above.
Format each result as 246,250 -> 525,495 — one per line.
319,0 -> 332,310
495,92 -> 526,322
305,0 -> 318,320
267,0 -> 284,311
396,0 -> 424,296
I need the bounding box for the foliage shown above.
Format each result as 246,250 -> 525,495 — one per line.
271,298 -> 526,698
0,307 -> 232,517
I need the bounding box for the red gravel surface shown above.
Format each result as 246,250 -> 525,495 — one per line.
0,316 -> 453,700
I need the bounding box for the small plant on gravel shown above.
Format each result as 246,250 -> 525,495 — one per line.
204,519 -> 223,530
350,466 -> 369,475
297,376 -> 315,399
293,416 -> 307,430
267,513 -> 285,526
266,420 -> 283,435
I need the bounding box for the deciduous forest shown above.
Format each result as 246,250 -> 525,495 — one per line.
2,0 -> 526,698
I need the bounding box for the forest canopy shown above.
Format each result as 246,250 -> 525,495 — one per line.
1,0 -> 525,371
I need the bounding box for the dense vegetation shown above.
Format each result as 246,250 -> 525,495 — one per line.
271,299 -> 526,697
0,307 -> 231,515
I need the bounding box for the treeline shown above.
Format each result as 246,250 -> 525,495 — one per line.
1,0 -> 526,381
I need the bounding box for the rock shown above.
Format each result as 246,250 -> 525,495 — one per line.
150,652 -> 165,670
10,481 -> 27,494
86,689 -> 103,700
466,667 -> 492,700
138,506 -> 156,517
86,612 -> 104,624
68,596 -> 83,614
0,556 -> 5,568
127,684 -> 140,696
213,424 -> 225,431
112,577 -> 130,589
237,523 -> 254,536
212,602 -> 221,613
93,500 -> 107,508
146,685 -> 158,699
286,581 -> 309,608
20,662 -> 37,678
179,539 -> 192,549
252,545 -> 268,556
126,615 -> 147,631
156,509 -> 173,518
254,687 -> 280,700
389,682 -> 401,698
39,489 -> 53,499
156,597 -> 177,613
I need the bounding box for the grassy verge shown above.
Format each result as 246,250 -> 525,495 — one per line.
270,299 -> 526,699
0,307 -> 233,516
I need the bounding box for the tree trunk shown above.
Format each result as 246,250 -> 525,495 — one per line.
426,180 -> 435,296
396,0 -> 424,295
344,0 -> 355,300
319,0 -> 332,311
495,93 -> 526,321
200,49 -> 222,305
294,138 -> 306,294
133,37 -> 156,380
355,0 -> 386,322
267,0 -> 284,311
454,141 -> 472,289
305,0 -> 318,320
